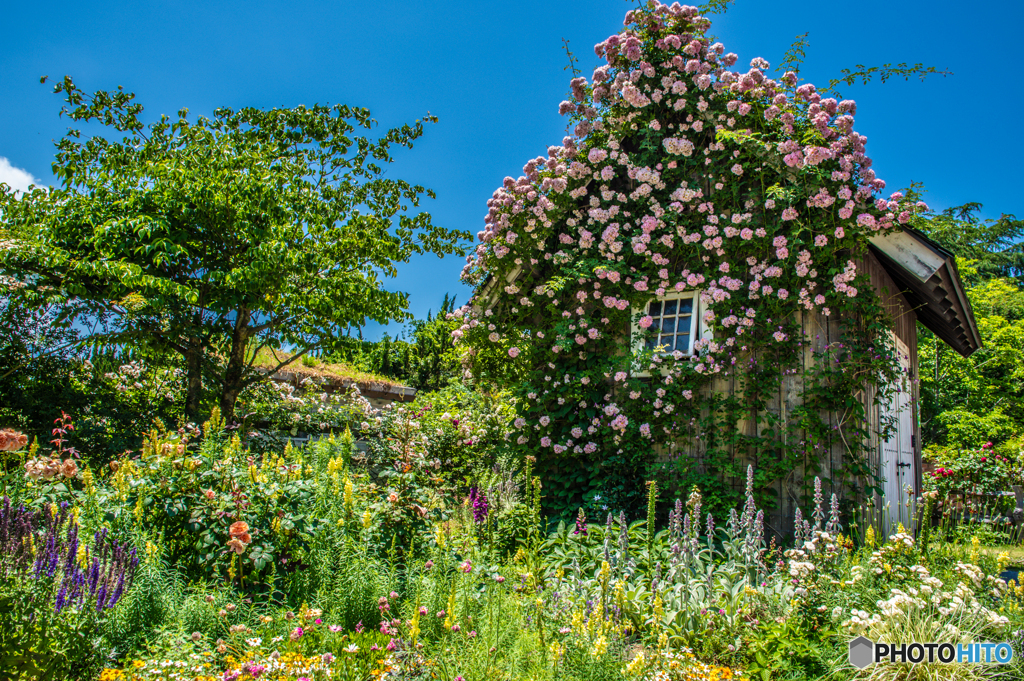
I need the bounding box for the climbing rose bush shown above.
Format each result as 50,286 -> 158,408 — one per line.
454,2 -> 923,513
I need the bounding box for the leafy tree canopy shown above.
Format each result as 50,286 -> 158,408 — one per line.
0,77 -> 469,421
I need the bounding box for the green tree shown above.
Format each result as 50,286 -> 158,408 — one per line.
409,293 -> 460,392
0,77 -> 468,422
912,200 -> 1024,447
909,199 -> 1024,285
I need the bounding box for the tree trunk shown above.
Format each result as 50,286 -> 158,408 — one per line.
219,308 -> 251,424
184,338 -> 203,422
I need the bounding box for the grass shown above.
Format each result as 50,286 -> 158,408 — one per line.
250,347 -> 402,388
979,544 -> 1024,567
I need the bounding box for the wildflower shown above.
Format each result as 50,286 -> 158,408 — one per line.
469,488 -> 489,524
290,626 -> 303,641
191,632 -> 202,642
323,652 -> 336,663
329,625 -> 343,632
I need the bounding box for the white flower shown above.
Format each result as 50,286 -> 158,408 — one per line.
246,638 -> 262,647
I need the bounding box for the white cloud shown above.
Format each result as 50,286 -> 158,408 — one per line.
0,157 -> 41,195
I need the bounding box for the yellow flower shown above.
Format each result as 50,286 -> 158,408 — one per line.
653,593 -> 664,623
624,650 -> 646,676
864,525 -> 876,548
590,635 -> 608,658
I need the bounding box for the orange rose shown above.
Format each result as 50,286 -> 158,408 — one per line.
229,521 -> 250,538
61,459 -> 78,478
226,538 -> 247,555
0,429 -> 28,452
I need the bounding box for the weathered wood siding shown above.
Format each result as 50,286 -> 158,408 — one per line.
658,250 -> 918,537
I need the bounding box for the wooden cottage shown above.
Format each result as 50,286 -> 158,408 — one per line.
629,227 -> 980,533
474,227 -> 979,534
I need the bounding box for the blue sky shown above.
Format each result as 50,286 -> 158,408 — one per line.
2,0 -> 1019,339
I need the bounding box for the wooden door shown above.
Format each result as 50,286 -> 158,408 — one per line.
880,336 -> 916,533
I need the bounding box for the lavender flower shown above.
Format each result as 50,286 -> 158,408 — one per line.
794,507 -> 806,545
812,477 -> 825,530
826,493 -> 842,534
0,498 -> 138,616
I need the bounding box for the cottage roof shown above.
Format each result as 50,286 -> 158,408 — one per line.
868,228 -> 982,358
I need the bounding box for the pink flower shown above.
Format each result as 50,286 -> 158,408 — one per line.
781,208 -> 798,221
639,316 -> 653,329
508,347 -> 520,358
856,213 -> 876,228
290,626 -> 304,641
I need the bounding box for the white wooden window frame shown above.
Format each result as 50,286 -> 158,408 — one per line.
631,291 -> 710,377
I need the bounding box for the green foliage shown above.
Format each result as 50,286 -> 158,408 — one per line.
409,382 -> 517,487
917,267 -> 1024,448
1,76 -> 468,422
743,617 -> 834,681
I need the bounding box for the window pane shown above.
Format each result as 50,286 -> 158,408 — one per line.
678,297 -> 693,314
661,317 -> 675,334
663,299 -> 677,315
646,338 -> 657,350
678,313 -> 691,334
661,334 -> 674,350
649,301 -> 662,316
676,334 -> 690,352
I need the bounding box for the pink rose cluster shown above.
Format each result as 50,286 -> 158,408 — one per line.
450,0 -> 925,459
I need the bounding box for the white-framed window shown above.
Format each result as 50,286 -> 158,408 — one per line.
635,291 -> 701,356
